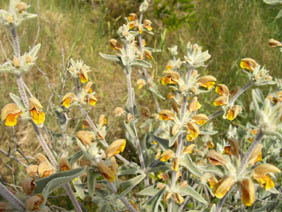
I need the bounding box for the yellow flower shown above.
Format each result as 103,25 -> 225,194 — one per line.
186,122 -> 199,142
240,58 -> 258,72
79,68 -> 89,83
213,176 -> 235,199
207,140 -> 215,149
1,103 -> 22,127
143,19 -> 152,31
137,79 -> 146,89
84,94 -> 97,106
160,150 -> 175,162
226,105 -> 242,121
106,139 -> 126,158
213,96 -> 228,106
197,75 -> 217,89
208,176 -> 218,189
29,97 -> 45,125
215,84 -> 229,96
248,144 -> 263,166
240,178 -> 255,207
207,150 -> 226,166
192,113 -> 208,125
61,92 -> 76,108
253,163 -> 280,190
160,70 -> 180,86
128,13 -> 138,21
223,146 -> 232,156
159,109 -> 175,121
188,97 -> 201,112
15,2 -> 27,13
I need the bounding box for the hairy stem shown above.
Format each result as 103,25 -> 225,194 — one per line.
239,129 -> 263,175
11,26 -> 83,212
216,130 -> 263,212
208,81 -> 255,122
108,182 -> 137,212
126,71 -> 149,185
0,181 -> 25,212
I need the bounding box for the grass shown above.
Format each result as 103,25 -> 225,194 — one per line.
0,0 -> 281,210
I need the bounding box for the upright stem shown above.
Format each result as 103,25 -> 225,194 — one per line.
126,71 -> 148,186
239,129 -> 263,175
215,130 -> 263,212
11,26 -> 83,212
108,182 -> 137,212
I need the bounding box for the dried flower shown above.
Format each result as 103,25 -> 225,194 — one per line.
114,107 -> 125,117
240,178 -> 255,206
38,161 -> 54,178
172,157 -> 179,171
161,70 -> 180,86
183,144 -> 196,154
76,130 -> 94,146
268,38 -> 282,48
59,158 -> 72,171
207,150 -> 226,166
25,194 -> 44,211
22,178 -> 36,195
174,193 -> 184,204
26,165 -> 38,177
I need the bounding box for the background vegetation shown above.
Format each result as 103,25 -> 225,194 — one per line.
0,0 -> 281,210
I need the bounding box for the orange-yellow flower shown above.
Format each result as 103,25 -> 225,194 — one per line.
226,105 -> 242,121
182,144 -> 196,154
29,97 -> 45,125
160,150 -> 175,162
213,176 -> 235,199
186,122 -> 200,142
240,58 -> 258,72
159,109 -> 175,121
253,163 -> 280,190
1,103 -> 22,127
79,68 -> 89,84
215,84 -> 229,96
213,96 -> 228,106
160,70 -> 180,86
188,97 -> 201,112
61,93 -> 76,108
197,75 -> 217,89
192,113 -> 208,125
143,19 -> 152,31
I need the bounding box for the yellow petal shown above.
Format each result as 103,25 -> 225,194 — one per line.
213,176 -> 235,199
30,109 -> 45,125
160,150 -> 174,162
106,139 -> 126,158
